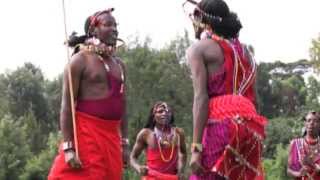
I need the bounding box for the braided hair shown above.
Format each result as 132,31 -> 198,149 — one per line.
196,0 -> 242,39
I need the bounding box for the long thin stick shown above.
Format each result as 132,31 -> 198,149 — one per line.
61,0 -> 80,161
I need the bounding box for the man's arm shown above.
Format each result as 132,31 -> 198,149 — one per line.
130,129 -> 148,176
59,52 -> 85,168
176,128 -> 187,177
187,44 -> 208,174
60,52 -> 85,142
119,59 -> 129,168
119,59 -> 128,140
187,45 -> 208,146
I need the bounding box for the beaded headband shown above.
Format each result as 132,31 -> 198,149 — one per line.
88,8 -> 115,36
152,102 -> 170,115
182,0 -> 223,24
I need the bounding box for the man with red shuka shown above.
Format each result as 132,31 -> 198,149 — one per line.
287,111 -> 320,180
183,0 -> 268,179
48,8 -> 129,180
130,102 -> 187,180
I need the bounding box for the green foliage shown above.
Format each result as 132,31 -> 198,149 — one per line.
6,63 -> 50,130
0,74 -> 9,118
257,60 -> 312,118
123,169 -> 140,180
19,132 -> 60,180
119,34 -> 193,141
264,144 -> 290,180
22,110 -> 47,154
310,33 -> 320,73
256,62 -> 275,117
264,116 -> 302,158
305,76 -> 320,110
44,75 -> 63,131
0,115 -> 31,180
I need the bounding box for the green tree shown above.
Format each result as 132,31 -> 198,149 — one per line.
0,115 -> 31,180
305,76 -> 320,110
279,75 -> 307,116
45,75 -> 63,131
257,60 -> 310,118
20,132 -> 60,180
22,109 -> 46,154
119,35 -> 193,141
264,116 -> 302,158
310,33 -> 320,72
6,63 -> 49,125
264,144 -> 290,180
256,63 -> 276,118
0,74 -> 9,118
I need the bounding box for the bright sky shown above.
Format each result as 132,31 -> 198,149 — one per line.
0,0 -> 320,79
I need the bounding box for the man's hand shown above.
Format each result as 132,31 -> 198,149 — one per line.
122,145 -> 130,168
177,172 -> 185,180
190,152 -> 205,175
297,166 -> 308,177
64,149 -> 82,169
303,155 -> 313,167
138,165 -> 148,176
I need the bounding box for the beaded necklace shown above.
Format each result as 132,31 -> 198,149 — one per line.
77,38 -> 125,93
154,127 -> 176,162
297,137 -> 320,170
303,137 -> 320,161
209,33 -> 257,95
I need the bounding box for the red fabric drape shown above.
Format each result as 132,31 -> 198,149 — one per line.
212,35 -> 256,104
48,112 -> 122,180
142,169 -> 178,180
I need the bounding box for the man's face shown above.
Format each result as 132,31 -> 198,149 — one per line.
305,113 -> 320,136
153,104 -> 172,126
94,13 -> 118,46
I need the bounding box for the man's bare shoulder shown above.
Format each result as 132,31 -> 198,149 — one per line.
188,39 -> 219,54
66,51 -> 94,73
137,128 -> 152,138
175,127 -> 185,137
135,128 -> 152,145
70,51 -> 90,64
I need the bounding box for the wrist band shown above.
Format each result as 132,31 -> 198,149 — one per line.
121,138 -> 129,145
191,143 -> 203,153
62,141 -> 74,151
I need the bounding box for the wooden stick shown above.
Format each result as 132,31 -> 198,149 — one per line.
61,0 -> 80,162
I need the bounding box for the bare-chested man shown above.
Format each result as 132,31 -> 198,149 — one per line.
48,8 -> 128,180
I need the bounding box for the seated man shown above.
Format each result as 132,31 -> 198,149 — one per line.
130,102 -> 187,180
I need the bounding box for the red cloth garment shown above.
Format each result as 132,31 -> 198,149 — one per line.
191,33 -> 260,180
211,35 -> 256,104
146,146 -> 178,175
142,136 -> 178,180
288,138 -> 320,180
142,169 -> 178,180
48,112 -> 122,180
208,94 -> 267,136
209,95 -> 266,180
76,62 -> 125,121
